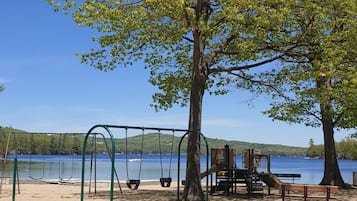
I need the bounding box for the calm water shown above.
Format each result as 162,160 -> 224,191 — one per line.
3,154 -> 357,185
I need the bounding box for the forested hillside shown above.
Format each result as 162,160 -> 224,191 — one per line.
0,127 -> 307,156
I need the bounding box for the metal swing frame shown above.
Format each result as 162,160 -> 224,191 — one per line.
81,125 -> 117,201
87,132 -> 122,196
80,124 -> 197,201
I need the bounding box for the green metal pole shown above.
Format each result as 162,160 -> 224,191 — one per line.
176,132 -> 187,201
199,132 -> 209,201
80,125 -> 115,201
80,127 -> 91,201
12,157 -> 17,201
105,125 -> 116,201
99,126 -> 115,201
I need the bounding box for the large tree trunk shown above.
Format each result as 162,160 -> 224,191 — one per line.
319,110 -> 345,186
183,3 -> 207,198
183,82 -> 205,201
183,56 -> 206,198
318,76 -> 345,187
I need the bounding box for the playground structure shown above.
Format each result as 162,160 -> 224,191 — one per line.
208,145 -> 338,200
208,145 -> 270,196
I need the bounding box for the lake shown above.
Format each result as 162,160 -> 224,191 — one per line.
3,154 -> 357,185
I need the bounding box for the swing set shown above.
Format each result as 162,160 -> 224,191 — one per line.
27,132 -> 84,182
80,124 -> 209,201
0,126 -> 209,201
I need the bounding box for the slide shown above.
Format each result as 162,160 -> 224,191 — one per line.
200,164 -> 224,179
259,172 -> 283,189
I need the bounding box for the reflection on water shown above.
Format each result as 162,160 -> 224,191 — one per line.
2,154 -> 356,185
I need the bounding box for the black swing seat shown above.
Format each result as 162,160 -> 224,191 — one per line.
160,177 -> 172,187
126,179 -> 140,190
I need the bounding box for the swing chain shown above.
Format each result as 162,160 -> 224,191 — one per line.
125,127 -> 144,190
159,129 -> 175,188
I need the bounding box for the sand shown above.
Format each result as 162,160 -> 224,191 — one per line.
1,180 -> 357,201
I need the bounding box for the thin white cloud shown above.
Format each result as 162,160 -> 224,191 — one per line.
0,77 -> 11,84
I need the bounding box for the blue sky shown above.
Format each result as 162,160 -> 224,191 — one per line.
0,1 -> 354,147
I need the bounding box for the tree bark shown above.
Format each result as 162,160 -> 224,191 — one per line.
319,107 -> 345,186
318,76 -> 345,187
183,62 -> 206,200
183,3 -> 207,198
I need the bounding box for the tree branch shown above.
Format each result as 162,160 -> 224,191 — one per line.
205,34 -> 237,67
209,54 -> 283,75
183,36 -> 194,43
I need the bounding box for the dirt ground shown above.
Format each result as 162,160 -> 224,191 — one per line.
1,180 -> 357,201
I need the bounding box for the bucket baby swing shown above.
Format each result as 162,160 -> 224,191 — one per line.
158,129 -> 175,188
125,127 -> 144,190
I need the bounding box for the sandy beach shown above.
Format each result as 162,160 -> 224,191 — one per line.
1,180 -> 357,201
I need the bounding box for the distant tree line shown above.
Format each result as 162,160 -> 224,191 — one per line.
307,134 -> 357,160
0,133 -> 83,156
8,127 -> 357,159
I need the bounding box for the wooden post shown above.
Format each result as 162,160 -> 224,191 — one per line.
327,186 -> 331,201
281,184 -> 285,201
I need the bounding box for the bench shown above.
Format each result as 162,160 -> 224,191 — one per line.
274,173 -> 301,183
281,184 -> 338,201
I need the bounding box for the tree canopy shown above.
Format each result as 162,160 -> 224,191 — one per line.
251,0 -> 357,186
257,0 -> 357,129
49,0 -> 305,110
